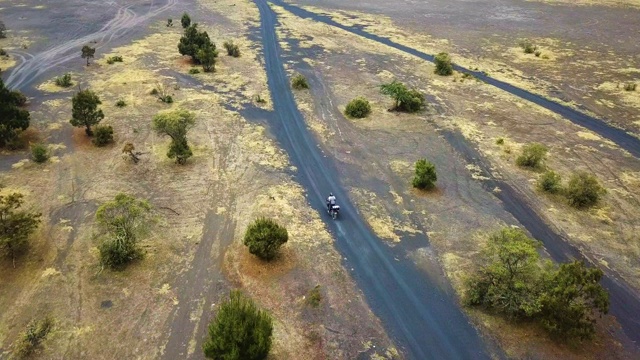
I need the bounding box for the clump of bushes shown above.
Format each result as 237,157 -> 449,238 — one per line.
344,97 -> 371,118
116,99 -> 127,107
380,81 -> 425,113
188,68 -> 201,74
0,193 -> 41,266
54,73 -> 73,87
306,285 -> 322,308
412,159 -> 437,190
495,137 -> 504,145
516,143 -> 548,169
243,217 -> 288,261
223,40 -> 241,57
203,291 -> 273,360
166,18 -> 173,27
537,170 -> 562,194
160,95 -> 173,103
466,227 -> 609,340
291,73 -> 309,90
624,83 -> 637,91
434,52 -> 453,76
92,125 -> 114,147
30,143 -> 49,163
13,316 -> 54,359
565,172 -> 606,208
106,55 -> 123,64
519,40 -> 537,54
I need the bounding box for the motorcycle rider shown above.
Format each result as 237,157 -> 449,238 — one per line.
326,193 -> 336,212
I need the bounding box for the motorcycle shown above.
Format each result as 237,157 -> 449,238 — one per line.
328,204 -> 340,219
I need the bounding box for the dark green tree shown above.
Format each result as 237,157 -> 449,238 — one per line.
203,291 -> 273,360
181,12 -> 191,29
412,159 -> 437,190
196,43 -> 218,72
516,143 -> 548,169
344,97 -> 372,118
565,172 -> 606,208
70,89 -> 104,136
380,81 -> 424,112
434,52 -> 453,76
0,78 -> 30,147
96,194 -> 151,270
178,24 -> 213,63
466,228 -> 543,318
81,45 -> 96,66
152,109 -> 196,164
243,218 -> 288,261
0,193 -> 41,267
539,261 -> 609,340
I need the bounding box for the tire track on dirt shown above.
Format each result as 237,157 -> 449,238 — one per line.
4,0 -> 177,91
254,1 -> 492,359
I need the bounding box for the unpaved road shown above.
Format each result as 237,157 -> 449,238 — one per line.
254,1 -> 493,358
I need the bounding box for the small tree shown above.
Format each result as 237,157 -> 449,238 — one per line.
203,291 -> 273,360
31,143 -> 49,163
178,24 -> 213,62
380,81 -> 424,112
516,143 -> 548,169
565,172 -> 605,208
196,43 -> 218,72
181,12 -> 191,28
0,78 -> 30,147
539,261 -> 609,340
96,194 -> 151,270
0,193 -> 41,267
537,170 -> 562,194
243,218 -> 288,261
70,89 -> 104,136
81,45 -> 96,66
344,97 -> 371,118
0,20 -> 7,39
93,125 -> 114,146
466,228 -> 543,318
291,74 -> 309,90
412,159 -> 437,190
152,109 -> 196,164
223,40 -> 241,57
434,52 -> 453,76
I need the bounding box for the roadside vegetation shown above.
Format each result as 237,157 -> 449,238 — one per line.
0,193 -> 41,267
243,217 -> 288,261
434,52 -> 453,76
203,291 -> 273,360
380,81 -> 424,112
55,73 -> 73,88
466,227 -> 609,341
291,73 -> 309,90
344,97 -> 371,118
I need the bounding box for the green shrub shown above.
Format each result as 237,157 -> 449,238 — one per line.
537,170 -> 562,194
291,74 -> 309,90
520,40 -> 537,54
166,18 -> 173,27
54,73 -> 73,87
306,285 -> 322,308
565,172 -> 605,208
14,316 -> 54,359
624,83 -> 637,91
380,81 -> 425,113
243,218 -> 288,261
30,143 -> 49,163
516,143 -> 548,169
203,291 -> 273,360
188,68 -> 201,74
412,159 -> 437,190
344,97 -> 371,118
223,41 -> 241,57
160,95 -> 173,103
150,88 -> 159,95
92,125 -> 114,147
106,55 -> 123,64
0,48 -> 7,56
434,52 -> 453,76
116,99 -> 127,107
495,137 -> 504,145
181,12 -> 191,29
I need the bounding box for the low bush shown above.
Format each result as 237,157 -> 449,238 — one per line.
106,55 -> 123,64
92,125 -> 114,147
624,83 -> 637,91
380,81 -> 425,113
55,73 -> 73,87
537,170 -> 562,194
520,40 -> 537,54
565,172 -> 606,208
516,143 -> 548,169
14,317 -> 54,359
223,41 -> 241,57
495,137 -> 504,145
412,159 -> 437,190
188,68 -> 201,74
160,95 -> 173,103
30,143 -> 49,163
150,88 -> 159,95
116,99 -> 127,107
434,52 -> 453,76
306,285 -> 322,308
203,291 -> 273,360
291,73 -> 309,90
344,97 -> 372,118
534,51 -> 541,57
243,218 -> 288,261
166,18 -> 173,27
0,48 -> 7,56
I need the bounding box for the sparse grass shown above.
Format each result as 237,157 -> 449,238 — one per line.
291,73 -> 309,90
624,83 -> 637,91
30,143 -> 49,163
188,68 -> 201,74
106,55 -> 123,65
150,88 -> 159,95
344,97 -> 372,118
116,99 -> 127,107
13,316 -> 54,359
306,285 -> 322,308
54,73 -> 73,88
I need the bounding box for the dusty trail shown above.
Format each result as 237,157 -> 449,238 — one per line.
3,0 -> 177,91
254,1 -> 492,359
269,0 -> 640,159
